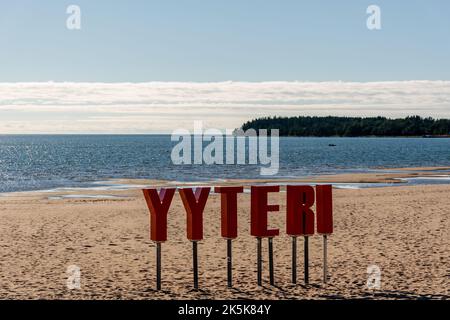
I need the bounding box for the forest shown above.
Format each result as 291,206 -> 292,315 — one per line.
240,116 -> 450,137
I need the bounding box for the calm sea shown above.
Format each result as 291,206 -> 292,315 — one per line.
0,135 -> 450,193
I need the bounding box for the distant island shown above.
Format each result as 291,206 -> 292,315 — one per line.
240,116 -> 450,137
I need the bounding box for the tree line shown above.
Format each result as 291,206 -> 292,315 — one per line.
240,116 -> 450,137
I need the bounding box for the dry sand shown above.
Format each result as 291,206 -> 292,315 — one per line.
0,178 -> 448,300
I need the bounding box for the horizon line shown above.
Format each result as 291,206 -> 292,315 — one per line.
1,80 -> 450,85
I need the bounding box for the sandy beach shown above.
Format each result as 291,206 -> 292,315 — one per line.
2,0 -> 450,306
0,169 -> 448,300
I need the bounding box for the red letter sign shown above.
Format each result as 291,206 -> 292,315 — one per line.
215,186 -> 244,239
250,186 -> 280,237
316,185 -> 333,234
142,188 -> 176,242
179,187 -> 211,241
286,185 -> 315,236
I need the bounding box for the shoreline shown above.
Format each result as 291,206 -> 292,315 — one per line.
2,165 -> 450,198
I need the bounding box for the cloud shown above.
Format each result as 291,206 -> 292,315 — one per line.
0,81 -> 449,133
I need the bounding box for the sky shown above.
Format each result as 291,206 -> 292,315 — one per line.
0,1 -> 449,133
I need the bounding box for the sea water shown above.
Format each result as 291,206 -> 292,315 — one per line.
0,135 -> 449,193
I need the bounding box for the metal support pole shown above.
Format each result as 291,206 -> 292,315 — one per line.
192,241 -> 199,289
268,237 -> 274,286
257,237 -> 262,286
156,242 -> 161,290
227,239 -> 232,288
323,235 -> 328,283
304,236 -> 309,284
292,236 -> 297,284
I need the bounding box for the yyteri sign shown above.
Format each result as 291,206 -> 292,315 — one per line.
143,184 -> 333,290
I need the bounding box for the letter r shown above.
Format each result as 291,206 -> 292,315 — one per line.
286,185 -> 315,236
